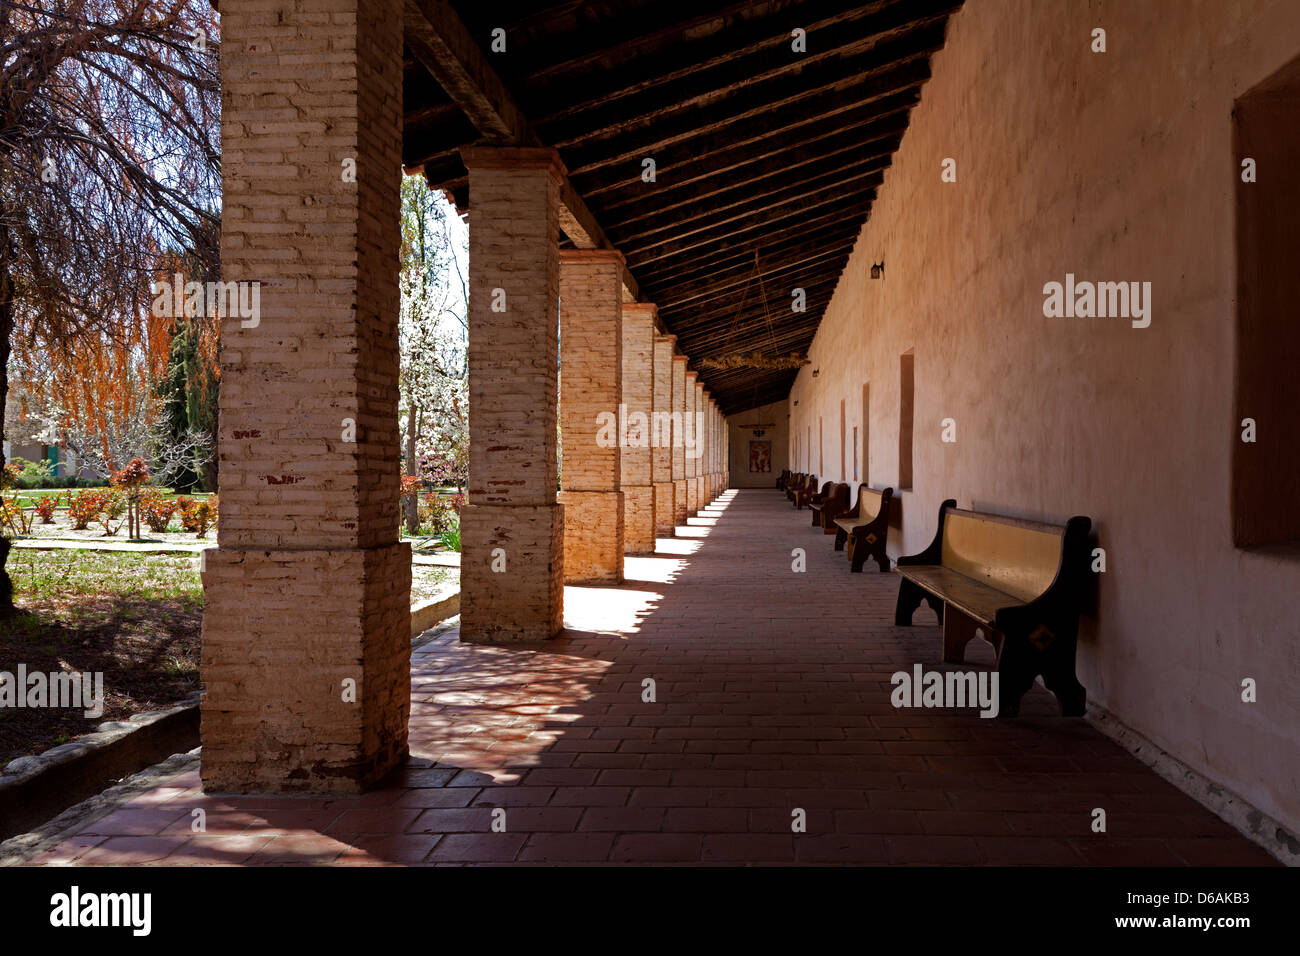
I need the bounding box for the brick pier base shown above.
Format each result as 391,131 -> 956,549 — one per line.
654,482 -> 676,537
461,503 -> 564,641
558,490 -> 625,583
201,543 -> 411,793
622,485 -> 656,554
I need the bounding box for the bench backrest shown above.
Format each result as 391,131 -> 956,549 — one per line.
854,485 -> 888,521
939,509 -> 1066,603
827,482 -> 850,509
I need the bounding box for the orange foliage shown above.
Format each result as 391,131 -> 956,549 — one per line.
11,258 -> 220,472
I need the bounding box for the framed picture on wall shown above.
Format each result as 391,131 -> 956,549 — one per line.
748,440 -> 772,473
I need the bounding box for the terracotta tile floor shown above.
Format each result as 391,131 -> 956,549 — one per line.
28,489 -> 1277,866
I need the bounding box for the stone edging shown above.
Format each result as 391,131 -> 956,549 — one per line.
0,698 -> 201,843
0,589 -> 462,851
0,750 -> 200,866
1086,704 -> 1299,867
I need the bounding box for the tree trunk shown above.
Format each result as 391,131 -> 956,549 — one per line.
0,249 -> 14,617
404,408 -> 419,535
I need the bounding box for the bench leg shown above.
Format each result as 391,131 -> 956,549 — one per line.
1040,628 -> 1086,717
994,637 -> 1038,719
896,582 -> 942,624
941,608 -> 977,663
833,527 -> 847,552
850,535 -> 867,573
810,509 -> 820,527
995,621 -> 1087,718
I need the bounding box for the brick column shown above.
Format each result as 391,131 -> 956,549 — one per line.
558,249 -> 624,582
722,409 -> 730,489
671,355 -> 688,526
713,402 -> 721,499
621,304 -> 656,554
702,391 -> 713,504
460,147 -> 565,640
684,371 -> 699,515
653,334 -> 676,537
696,380 -> 708,508
704,397 -> 714,503
203,0 -> 409,793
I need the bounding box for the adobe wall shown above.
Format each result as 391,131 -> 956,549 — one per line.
789,0 -> 1300,835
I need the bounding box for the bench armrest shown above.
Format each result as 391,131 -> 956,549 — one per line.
993,515 -> 1093,630
848,486 -> 894,538
895,497 -> 956,566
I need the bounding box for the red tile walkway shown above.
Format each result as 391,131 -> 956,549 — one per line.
25,490 -> 1277,865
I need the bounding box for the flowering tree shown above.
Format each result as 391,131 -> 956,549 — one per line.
0,0 -> 220,616
399,175 -> 468,532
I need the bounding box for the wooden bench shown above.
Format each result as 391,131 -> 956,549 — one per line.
832,484 -> 895,572
796,478 -> 826,511
790,473 -> 811,509
784,473 -> 807,505
894,499 -> 1092,717
809,482 -> 850,532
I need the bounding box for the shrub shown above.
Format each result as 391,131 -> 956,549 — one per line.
97,489 -> 127,535
140,489 -> 178,533
66,490 -> 104,530
400,474 -> 421,501
34,494 -> 61,523
179,496 -> 215,538
0,462 -> 19,491
418,492 -> 463,536
0,496 -> 35,536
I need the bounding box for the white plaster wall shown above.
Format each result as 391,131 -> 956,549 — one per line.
789,0 -> 1300,834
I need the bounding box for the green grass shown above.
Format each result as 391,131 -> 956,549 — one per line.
7,488 -> 214,504
7,550 -> 203,607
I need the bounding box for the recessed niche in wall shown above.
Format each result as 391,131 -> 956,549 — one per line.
1233,53 -> 1300,547
899,351 -> 915,490
861,382 -> 870,485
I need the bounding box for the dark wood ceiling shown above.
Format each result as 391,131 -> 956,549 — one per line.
403,0 -> 961,414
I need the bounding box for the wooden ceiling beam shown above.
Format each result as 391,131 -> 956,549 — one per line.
619,175 -> 883,259
536,3 -> 956,145
526,0 -> 898,123
641,227 -> 862,304
628,193 -> 875,271
558,38 -> 938,174
575,90 -> 915,202
604,140 -> 898,233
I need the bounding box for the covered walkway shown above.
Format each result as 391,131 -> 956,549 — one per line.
26,491 -> 1273,866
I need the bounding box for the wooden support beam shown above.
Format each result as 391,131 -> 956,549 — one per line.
405,0 -> 638,301
404,0 -> 531,143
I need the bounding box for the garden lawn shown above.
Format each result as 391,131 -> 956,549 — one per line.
1,550 -> 454,765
